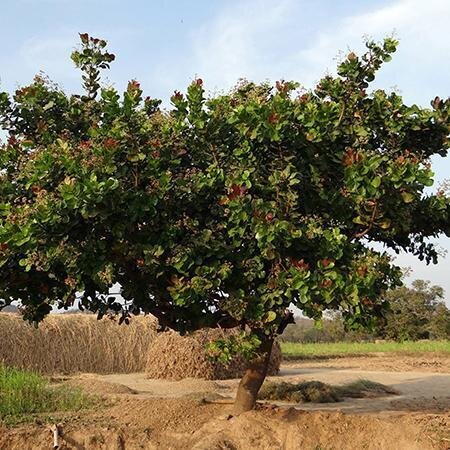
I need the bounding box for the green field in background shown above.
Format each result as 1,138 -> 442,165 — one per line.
281,340 -> 450,359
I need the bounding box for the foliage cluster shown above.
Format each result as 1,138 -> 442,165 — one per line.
0,34 -> 448,360
378,280 -> 450,341
280,315 -> 369,343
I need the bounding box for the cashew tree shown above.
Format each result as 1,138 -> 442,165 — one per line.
0,34 -> 448,414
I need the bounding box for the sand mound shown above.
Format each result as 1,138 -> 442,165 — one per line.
1,398 -> 448,450
66,374 -> 138,395
189,408 -> 447,450
146,329 -> 282,380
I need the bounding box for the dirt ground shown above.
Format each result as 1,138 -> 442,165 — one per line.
1,353 -> 449,450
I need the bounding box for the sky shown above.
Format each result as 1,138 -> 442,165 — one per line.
0,0 -> 449,303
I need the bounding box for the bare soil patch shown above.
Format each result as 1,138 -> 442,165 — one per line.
64,374 -> 139,395
98,354 -> 450,414
1,354 -> 449,449
1,398 -> 449,449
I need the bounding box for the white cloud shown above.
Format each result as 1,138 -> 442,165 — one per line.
187,0 -> 449,103
189,0 -> 296,92
296,0 -> 450,102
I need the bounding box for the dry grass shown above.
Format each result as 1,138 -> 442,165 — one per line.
146,328 -> 282,380
335,379 -> 399,398
0,313 -> 157,374
258,380 -> 340,403
258,379 -> 398,403
0,313 -> 281,380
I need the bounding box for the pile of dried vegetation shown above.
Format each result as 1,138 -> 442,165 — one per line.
0,314 -> 282,380
146,328 -> 282,380
258,379 -> 398,403
259,380 -> 340,403
0,313 -> 158,374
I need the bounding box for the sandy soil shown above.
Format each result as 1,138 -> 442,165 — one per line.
95,354 -> 450,414
1,354 -> 449,450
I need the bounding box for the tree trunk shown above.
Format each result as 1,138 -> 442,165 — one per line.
233,335 -> 274,415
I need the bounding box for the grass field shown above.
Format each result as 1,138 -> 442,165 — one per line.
0,365 -> 96,425
280,340 -> 450,359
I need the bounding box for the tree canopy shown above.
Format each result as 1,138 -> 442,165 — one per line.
0,34 -> 449,411
1,34 -> 449,329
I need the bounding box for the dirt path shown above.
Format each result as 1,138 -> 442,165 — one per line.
276,366 -> 450,413
85,361 -> 450,414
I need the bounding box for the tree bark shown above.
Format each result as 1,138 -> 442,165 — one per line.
233,335 -> 274,415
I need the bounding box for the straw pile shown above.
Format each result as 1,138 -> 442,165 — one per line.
1,313 -> 282,379
146,328 -> 282,380
0,313 -> 157,374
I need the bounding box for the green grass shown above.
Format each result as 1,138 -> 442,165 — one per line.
280,340 -> 450,359
0,365 -> 96,426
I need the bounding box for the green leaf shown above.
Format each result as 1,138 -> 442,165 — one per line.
371,176 -> 381,188
43,101 -> 55,111
353,216 -> 365,225
264,311 -> 277,323
127,153 -> 146,162
15,235 -> 31,246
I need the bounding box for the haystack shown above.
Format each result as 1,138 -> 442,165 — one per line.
145,328 -> 282,380
0,313 -> 158,374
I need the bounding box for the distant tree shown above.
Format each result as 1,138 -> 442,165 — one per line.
281,313 -> 371,343
429,303 -> 450,339
280,317 -> 316,342
0,35 -> 449,413
378,280 -> 450,341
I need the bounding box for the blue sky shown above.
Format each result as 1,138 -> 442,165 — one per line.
1,0 -> 449,302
